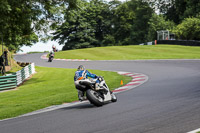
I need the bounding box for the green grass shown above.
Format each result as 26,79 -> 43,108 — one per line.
54,45 -> 200,60
0,66 -> 131,120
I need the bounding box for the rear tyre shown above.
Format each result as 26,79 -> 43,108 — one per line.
86,89 -> 104,107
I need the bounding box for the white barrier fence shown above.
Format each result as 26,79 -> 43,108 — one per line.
16,63 -> 36,85
0,63 -> 35,90
139,41 -> 154,45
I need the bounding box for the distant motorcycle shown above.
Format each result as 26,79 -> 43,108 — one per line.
78,76 -> 117,107
48,53 -> 54,62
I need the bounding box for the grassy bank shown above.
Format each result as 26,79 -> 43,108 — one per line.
0,66 -> 131,120
54,45 -> 200,60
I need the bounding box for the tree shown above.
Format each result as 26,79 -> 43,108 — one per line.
0,0 -> 38,51
53,1 -> 94,50
53,0 -> 115,50
113,0 -> 153,45
173,17 -> 200,40
129,0 -> 153,44
0,0 -> 78,51
53,6 -> 97,50
147,14 -> 175,41
53,0 -> 155,49
149,0 -> 200,24
165,0 -> 187,24
112,2 -> 134,45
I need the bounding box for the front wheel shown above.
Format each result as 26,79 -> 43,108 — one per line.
111,93 -> 117,102
48,57 -> 53,62
86,89 -> 104,107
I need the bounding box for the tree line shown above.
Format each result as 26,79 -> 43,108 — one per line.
0,0 -> 200,51
0,0 -> 77,51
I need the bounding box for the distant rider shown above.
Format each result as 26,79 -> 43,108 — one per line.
52,45 -> 56,52
49,51 -> 54,57
48,51 -> 54,62
74,65 -> 99,101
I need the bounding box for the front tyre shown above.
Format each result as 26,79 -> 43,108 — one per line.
111,93 -> 117,102
48,57 -> 53,62
86,89 -> 104,107
48,58 -> 51,62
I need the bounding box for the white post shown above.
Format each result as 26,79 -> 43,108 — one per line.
163,31 -> 164,40
31,63 -> 35,74
157,31 -> 159,40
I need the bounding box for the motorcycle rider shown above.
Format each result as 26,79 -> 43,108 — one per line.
48,51 -> 54,61
49,51 -> 54,57
74,65 -> 99,101
52,45 -> 56,52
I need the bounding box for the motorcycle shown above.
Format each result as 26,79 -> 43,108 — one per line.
78,76 -> 117,107
48,54 -> 54,62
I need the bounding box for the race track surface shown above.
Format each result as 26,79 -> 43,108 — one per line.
1,53 -> 200,133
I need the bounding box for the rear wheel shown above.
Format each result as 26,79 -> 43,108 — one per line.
86,89 -> 104,107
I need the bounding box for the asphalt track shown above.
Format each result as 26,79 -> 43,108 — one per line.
1,53 -> 200,133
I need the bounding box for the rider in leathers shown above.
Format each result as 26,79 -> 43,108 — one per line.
74,65 -> 99,101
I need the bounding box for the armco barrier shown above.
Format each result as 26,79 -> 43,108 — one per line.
138,40 -> 200,46
157,40 -> 200,46
0,63 -> 35,90
16,63 -> 35,86
0,74 -> 17,90
139,41 -> 155,45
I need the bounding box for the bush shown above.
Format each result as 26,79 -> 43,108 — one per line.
174,17 -> 200,40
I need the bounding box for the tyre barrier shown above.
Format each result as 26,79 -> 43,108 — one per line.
17,62 -> 31,67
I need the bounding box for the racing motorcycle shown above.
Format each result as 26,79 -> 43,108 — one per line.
48,53 -> 54,62
78,76 -> 117,107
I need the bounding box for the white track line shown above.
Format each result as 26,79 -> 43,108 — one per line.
187,128 -> 200,133
41,54 -> 90,61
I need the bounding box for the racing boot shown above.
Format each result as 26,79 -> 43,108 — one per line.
78,90 -> 86,101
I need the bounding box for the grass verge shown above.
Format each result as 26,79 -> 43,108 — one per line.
54,45 -> 200,60
0,66 -> 131,120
